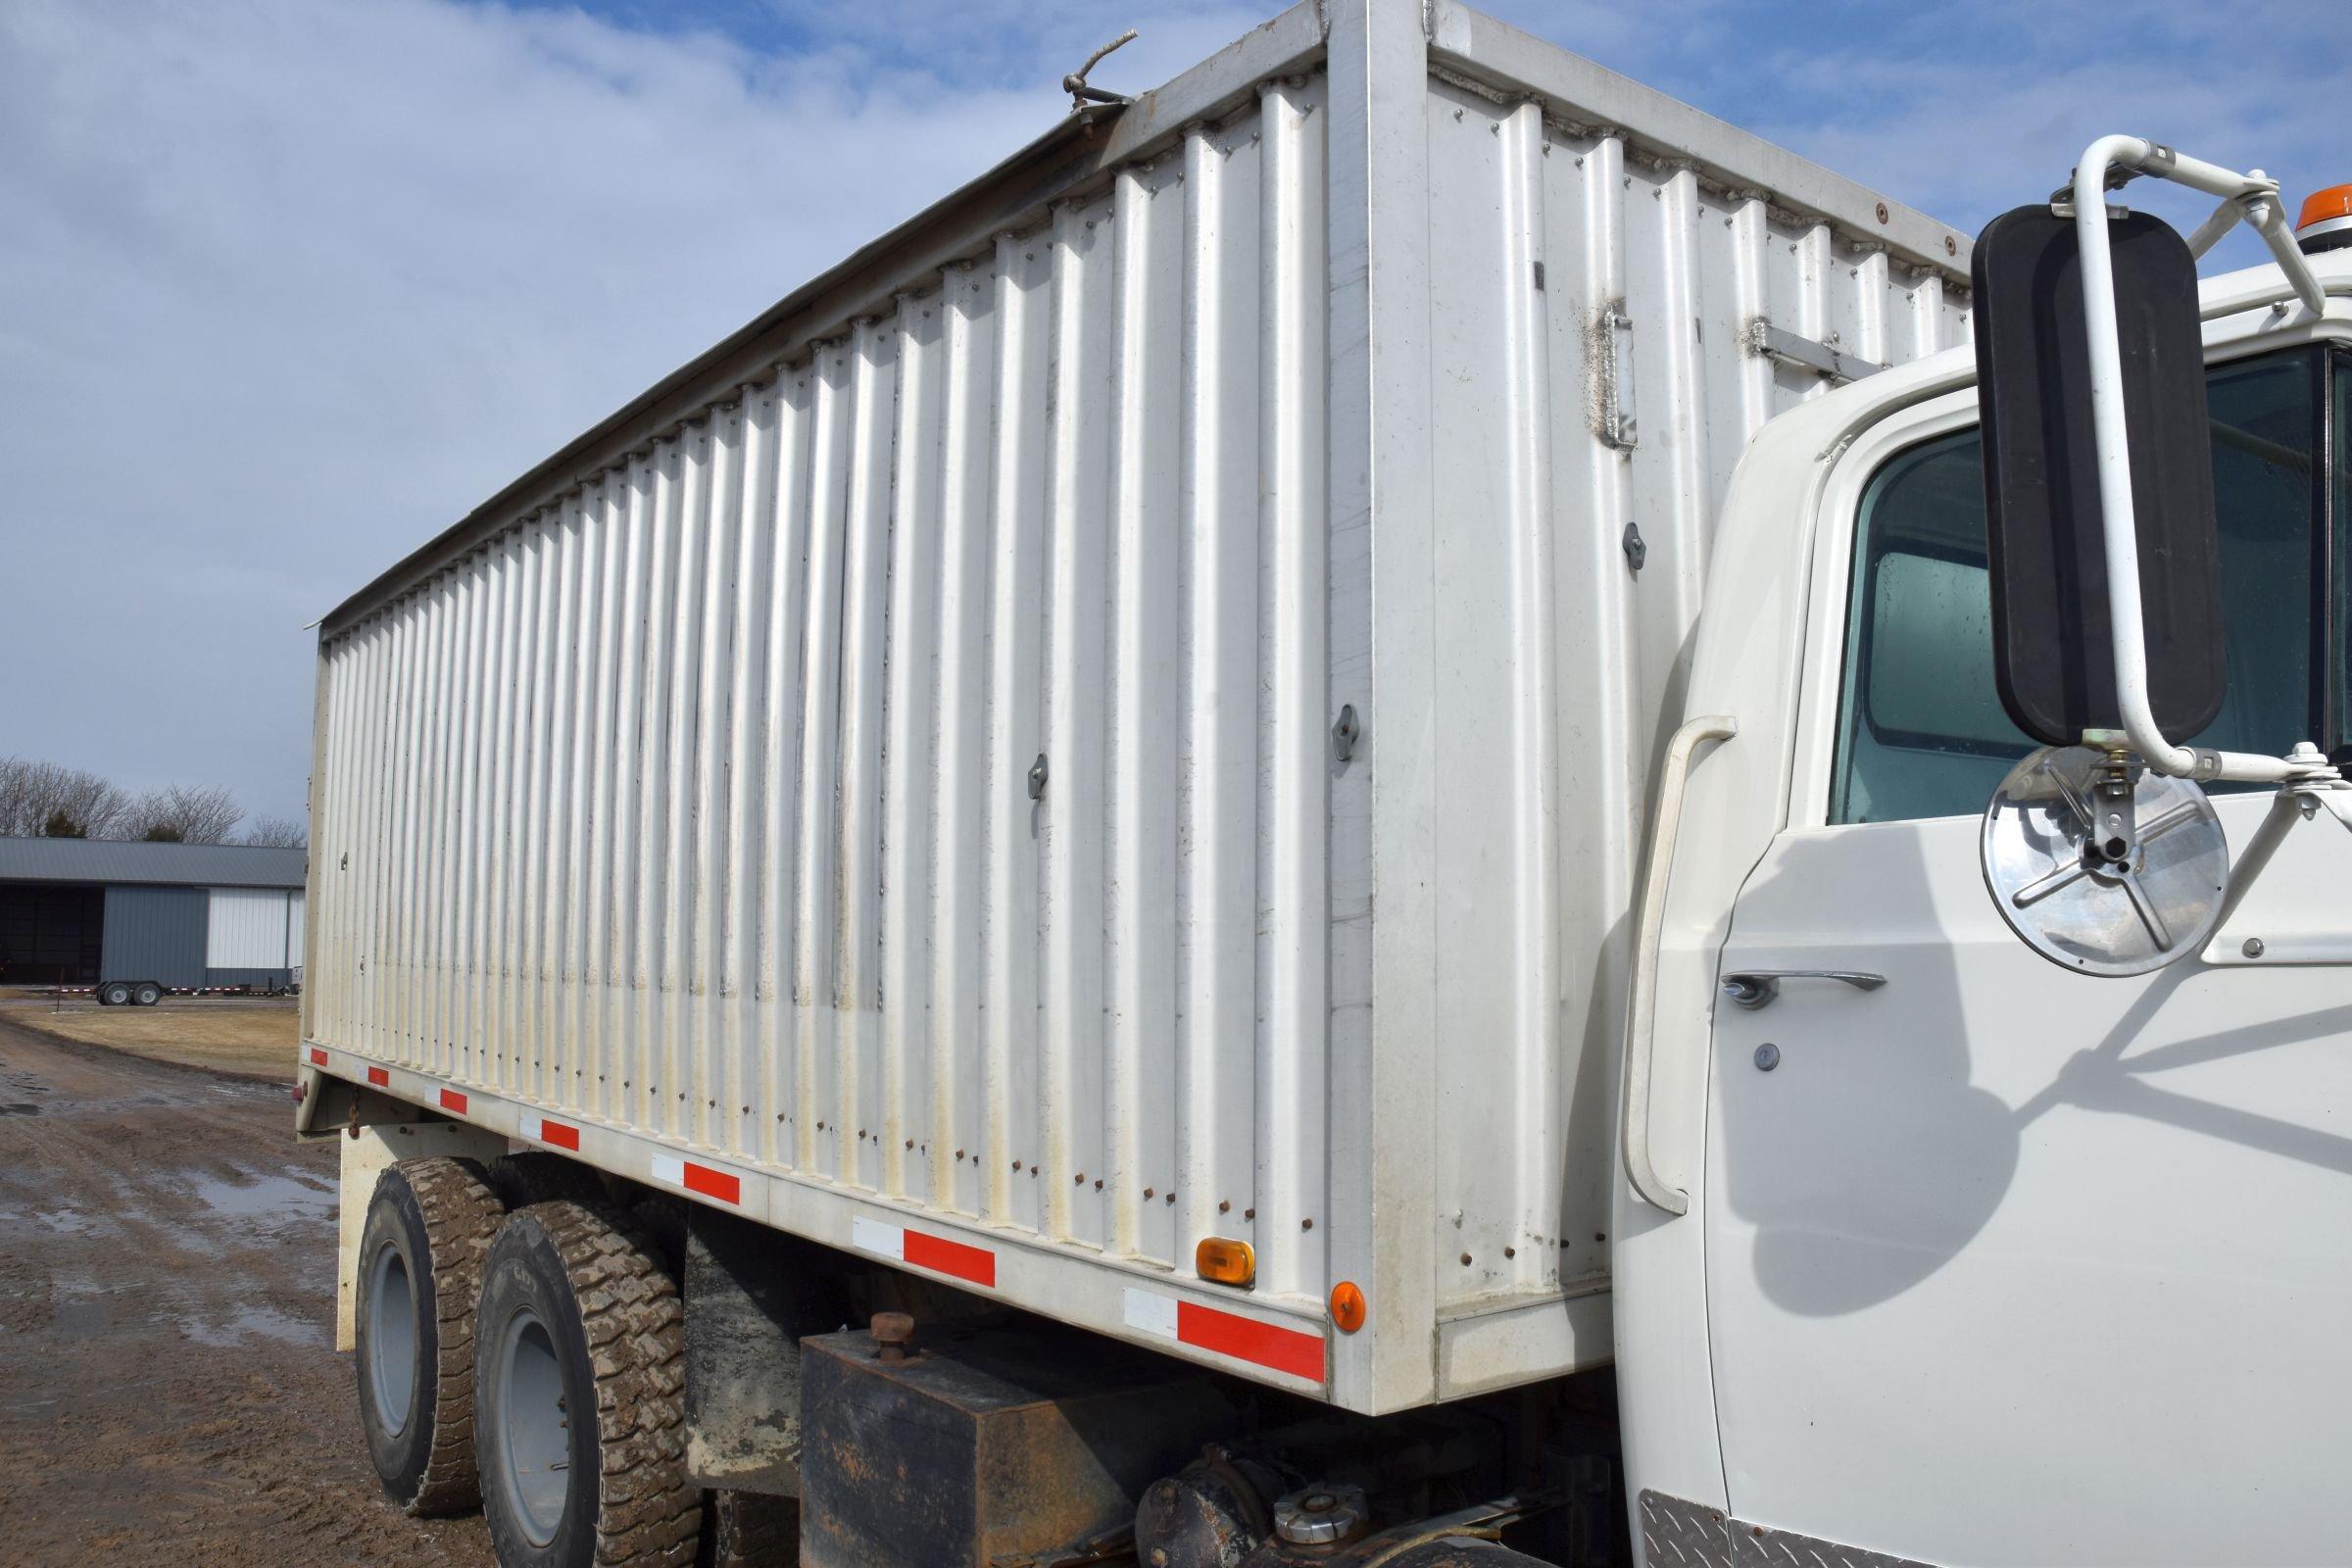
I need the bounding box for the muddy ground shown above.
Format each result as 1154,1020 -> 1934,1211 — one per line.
0,1013 -> 492,1566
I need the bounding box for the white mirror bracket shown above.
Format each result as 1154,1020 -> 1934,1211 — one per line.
2200,746 -> 2352,965
2068,135 -> 2339,790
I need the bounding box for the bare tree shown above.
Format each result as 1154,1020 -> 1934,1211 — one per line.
242,813 -> 310,849
0,757 -> 131,839
122,783 -> 245,845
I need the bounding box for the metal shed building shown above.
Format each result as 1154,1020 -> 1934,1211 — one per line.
0,838 -> 308,991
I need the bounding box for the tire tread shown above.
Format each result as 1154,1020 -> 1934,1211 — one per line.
524,1200 -> 702,1567
397,1155 -> 504,1515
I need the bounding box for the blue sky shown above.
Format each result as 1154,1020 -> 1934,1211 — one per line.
1,0 -> 2346,828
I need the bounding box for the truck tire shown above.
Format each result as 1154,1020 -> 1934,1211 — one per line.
476,1200 -> 702,1568
356,1155 -> 504,1515
99,981 -> 130,1006
131,982 -> 162,1006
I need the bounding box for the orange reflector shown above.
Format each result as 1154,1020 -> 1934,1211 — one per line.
2297,184 -> 2352,233
1195,1237 -> 1255,1288
1330,1280 -> 1367,1334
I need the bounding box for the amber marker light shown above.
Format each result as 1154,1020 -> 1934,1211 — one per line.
1194,1237 -> 1255,1288
1330,1280 -> 1367,1333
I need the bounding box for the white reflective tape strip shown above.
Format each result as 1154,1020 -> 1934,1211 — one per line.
2299,212 -> 2352,241
851,1216 -> 906,1261
650,1153 -> 685,1188
1122,1287 -> 1179,1340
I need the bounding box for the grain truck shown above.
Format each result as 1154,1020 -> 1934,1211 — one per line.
293,2 -> 2352,1563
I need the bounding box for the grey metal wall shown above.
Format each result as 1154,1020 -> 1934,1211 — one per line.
102,886 -> 208,988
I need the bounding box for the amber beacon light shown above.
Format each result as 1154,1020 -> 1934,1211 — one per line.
2297,184 -> 2352,255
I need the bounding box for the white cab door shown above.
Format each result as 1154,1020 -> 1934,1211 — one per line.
1703,345 -> 2352,1565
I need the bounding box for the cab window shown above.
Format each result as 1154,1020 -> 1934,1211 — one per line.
1832,348 -> 2328,825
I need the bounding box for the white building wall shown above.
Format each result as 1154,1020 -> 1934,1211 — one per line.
207,887 -> 299,969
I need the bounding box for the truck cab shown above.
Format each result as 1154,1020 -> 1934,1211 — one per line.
1621,241 -> 2352,1563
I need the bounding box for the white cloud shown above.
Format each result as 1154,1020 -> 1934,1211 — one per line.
0,0 -> 1081,820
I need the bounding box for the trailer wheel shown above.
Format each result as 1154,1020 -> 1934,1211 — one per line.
476,1201 -> 701,1568
356,1155 -> 504,1515
131,982 -> 162,1006
99,982 -> 130,1006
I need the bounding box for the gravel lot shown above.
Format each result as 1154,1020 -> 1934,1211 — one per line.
0,1012 -> 491,1566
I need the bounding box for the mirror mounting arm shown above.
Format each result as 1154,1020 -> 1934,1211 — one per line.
2200,749 -> 2352,962
2069,135 -> 2327,787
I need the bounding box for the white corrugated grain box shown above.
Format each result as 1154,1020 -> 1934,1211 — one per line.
303,0 -> 1972,1414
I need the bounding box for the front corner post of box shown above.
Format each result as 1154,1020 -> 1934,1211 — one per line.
1324,0 -> 1444,1418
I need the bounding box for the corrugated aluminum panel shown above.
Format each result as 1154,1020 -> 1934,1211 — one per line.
310,0 -> 1972,1410
102,885 -> 207,988
208,886 -> 298,969
313,76 -> 1333,1289
1416,79 -> 1970,1315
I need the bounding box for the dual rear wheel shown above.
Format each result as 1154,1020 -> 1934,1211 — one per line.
356,1160 -> 708,1567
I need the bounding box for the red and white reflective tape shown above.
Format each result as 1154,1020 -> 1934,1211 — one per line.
438,1088 -> 467,1114
1123,1287 -> 1325,1382
366,1065 -> 389,1088
851,1215 -> 998,1288
527,1113 -> 580,1152
307,1048 -> 328,1067
650,1152 -> 741,1205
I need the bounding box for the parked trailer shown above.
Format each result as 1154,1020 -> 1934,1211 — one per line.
298,2 -> 2352,1564
84,981 -> 293,1005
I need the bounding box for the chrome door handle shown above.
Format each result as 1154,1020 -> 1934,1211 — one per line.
1720,970 -> 1886,1009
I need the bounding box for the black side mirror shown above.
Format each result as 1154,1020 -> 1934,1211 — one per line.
1971,206 -> 2225,748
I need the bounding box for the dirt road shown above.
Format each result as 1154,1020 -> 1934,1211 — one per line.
0,1014 -> 491,1566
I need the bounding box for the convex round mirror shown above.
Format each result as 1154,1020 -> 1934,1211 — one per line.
1981,745 -> 2228,976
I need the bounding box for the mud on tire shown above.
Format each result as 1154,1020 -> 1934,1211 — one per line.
476,1200 -> 702,1568
355,1155 -> 504,1515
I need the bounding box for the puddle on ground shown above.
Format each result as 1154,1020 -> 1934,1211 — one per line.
179,1302 -> 323,1349
0,1103 -> 38,1115
187,1168 -> 335,1225
30,1208 -> 104,1237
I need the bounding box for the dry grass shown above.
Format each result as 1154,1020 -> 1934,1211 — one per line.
12,1004 -> 300,1079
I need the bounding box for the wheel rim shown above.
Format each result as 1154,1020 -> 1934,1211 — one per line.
104,984 -> 127,1005
495,1305 -> 571,1546
366,1242 -> 417,1436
